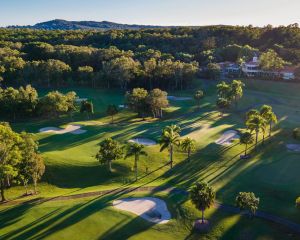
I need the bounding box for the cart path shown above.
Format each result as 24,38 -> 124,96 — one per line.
1,186 -> 300,235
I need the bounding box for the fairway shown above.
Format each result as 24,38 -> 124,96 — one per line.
1,79 -> 300,239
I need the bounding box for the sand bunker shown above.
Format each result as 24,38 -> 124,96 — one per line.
75,98 -> 88,103
215,130 -> 240,146
286,144 -> 300,152
113,197 -> 171,224
128,138 -> 156,146
168,96 -> 192,101
39,124 -> 87,135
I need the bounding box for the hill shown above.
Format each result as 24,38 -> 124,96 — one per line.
7,19 -> 170,30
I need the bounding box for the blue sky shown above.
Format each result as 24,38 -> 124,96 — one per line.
0,0 -> 299,27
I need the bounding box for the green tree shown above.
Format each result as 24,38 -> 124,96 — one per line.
260,105 -> 278,137
216,98 -> 230,117
260,49 -> 286,71
95,138 -> 123,172
0,65 -> 5,83
77,66 -> 94,87
240,132 -> 254,156
106,104 -> 119,123
246,109 -> 260,121
80,100 -> 94,119
125,143 -> 147,181
31,153 -> 45,194
190,182 -> 216,224
159,125 -> 181,169
181,137 -> 196,162
0,123 -> 22,201
106,56 -> 140,89
216,81 -> 231,99
296,197 -> 300,209
37,91 -> 70,118
236,192 -> 260,217
230,80 -> 244,108
18,132 -> 38,195
42,59 -> 71,87
246,114 -> 266,149
146,88 -> 169,118
126,88 -> 149,118
194,90 -> 204,110
207,63 -> 221,79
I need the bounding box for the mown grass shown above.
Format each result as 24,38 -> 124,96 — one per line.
2,78 -> 300,239
0,191 -> 297,240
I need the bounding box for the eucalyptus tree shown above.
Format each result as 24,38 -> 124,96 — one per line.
125,143 -> 147,181
0,123 -> 22,202
159,125 -> 181,169
146,88 -> 169,118
18,132 -> 38,195
31,153 -> 45,194
106,104 -> 119,124
126,88 -> 149,118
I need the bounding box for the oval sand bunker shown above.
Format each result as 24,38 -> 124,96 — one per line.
113,197 -> 171,224
215,130 -> 240,146
39,124 -> 87,135
128,138 -> 156,146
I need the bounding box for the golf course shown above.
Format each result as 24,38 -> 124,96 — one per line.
1,78 -> 300,239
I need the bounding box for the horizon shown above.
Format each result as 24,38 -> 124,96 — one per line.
1,0 -> 300,27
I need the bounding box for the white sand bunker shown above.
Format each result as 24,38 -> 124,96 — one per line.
128,138 -> 156,146
113,197 -> 171,224
168,96 -> 192,101
39,124 -> 87,135
75,98 -> 88,103
286,144 -> 300,152
215,130 -> 240,146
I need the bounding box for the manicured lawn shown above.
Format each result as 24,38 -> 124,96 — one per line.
2,79 -> 300,238
0,192 -> 297,240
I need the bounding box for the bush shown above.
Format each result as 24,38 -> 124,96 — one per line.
293,128 -> 300,140
296,197 -> 300,209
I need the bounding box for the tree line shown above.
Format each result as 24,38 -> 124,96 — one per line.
0,122 -> 45,201
0,85 -> 79,121
1,24 -> 300,89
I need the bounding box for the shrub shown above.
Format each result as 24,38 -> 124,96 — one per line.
296,197 -> 300,209
293,128 -> 300,140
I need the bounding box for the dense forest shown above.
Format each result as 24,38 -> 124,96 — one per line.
0,24 -> 300,90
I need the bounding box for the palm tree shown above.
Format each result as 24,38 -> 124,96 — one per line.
190,182 -> 216,224
125,143 -> 147,181
159,125 -> 181,169
181,137 -> 196,162
240,132 -> 254,156
246,115 -> 266,149
194,90 -> 204,110
260,105 -> 277,137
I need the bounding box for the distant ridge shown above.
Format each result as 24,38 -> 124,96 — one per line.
7,19 -> 172,30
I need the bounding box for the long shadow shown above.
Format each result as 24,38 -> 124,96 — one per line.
0,199 -> 41,236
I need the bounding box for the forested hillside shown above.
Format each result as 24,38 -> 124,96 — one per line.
0,24 -> 300,89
